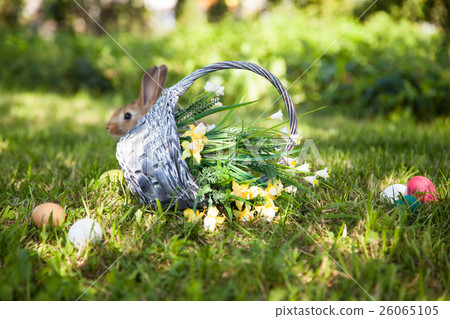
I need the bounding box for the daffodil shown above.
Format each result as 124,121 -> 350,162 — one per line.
304,175 -> 319,187
268,109 -> 283,121
206,124 -> 216,132
235,199 -> 244,211
183,208 -> 204,223
203,215 -> 216,231
181,140 -> 203,164
203,206 -> 225,231
255,197 -> 279,222
248,186 -> 264,199
266,182 -> 282,199
185,123 -> 208,144
261,206 -> 277,222
231,181 -> 249,199
234,204 -> 255,223
315,167 -> 330,180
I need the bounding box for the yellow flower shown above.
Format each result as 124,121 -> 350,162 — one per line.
235,199 -> 244,211
248,186 -> 264,199
231,181 -> 249,200
234,204 -> 255,223
203,206 -> 225,231
207,206 -> 220,217
181,140 -> 203,164
183,208 -> 204,223
255,196 -> 279,222
185,123 -> 208,144
266,182 -> 282,199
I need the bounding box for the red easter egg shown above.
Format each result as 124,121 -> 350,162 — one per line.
407,176 -> 437,204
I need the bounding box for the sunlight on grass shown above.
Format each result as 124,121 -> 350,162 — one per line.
1,90 -> 449,300
4,92 -> 117,131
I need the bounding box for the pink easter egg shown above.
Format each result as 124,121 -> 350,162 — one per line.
407,176 -> 437,204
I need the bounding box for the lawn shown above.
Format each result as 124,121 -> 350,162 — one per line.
0,90 -> 448,300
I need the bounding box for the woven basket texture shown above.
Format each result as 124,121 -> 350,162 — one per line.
116,61 -> 297,209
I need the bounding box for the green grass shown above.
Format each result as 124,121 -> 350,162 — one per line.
0,91 -> 448,301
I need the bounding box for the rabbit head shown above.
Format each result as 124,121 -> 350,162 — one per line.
106,64 -> 168,137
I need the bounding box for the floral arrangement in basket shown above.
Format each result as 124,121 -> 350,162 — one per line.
115,61 -> 329,231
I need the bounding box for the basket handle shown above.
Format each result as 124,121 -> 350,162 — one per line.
171,61 -> 297,164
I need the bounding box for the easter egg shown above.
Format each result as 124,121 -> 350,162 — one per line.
99,169 -> 124,183
394,195 -> 422,212
381,184 -> 408,204
32,203 -> 65,227
68,218 -> 103,249
407,176 -> 437,203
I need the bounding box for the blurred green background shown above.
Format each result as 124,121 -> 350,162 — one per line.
1,0 -> 449,120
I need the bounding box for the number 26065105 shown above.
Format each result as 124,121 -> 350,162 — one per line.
380,305 -> 438,316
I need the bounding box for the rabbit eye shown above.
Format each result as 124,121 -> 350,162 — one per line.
124,112 -> 132,120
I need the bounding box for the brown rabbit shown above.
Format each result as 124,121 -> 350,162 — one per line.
106,65 -> 168,137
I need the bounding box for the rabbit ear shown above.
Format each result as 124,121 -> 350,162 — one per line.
138,65 -> 160,110
145,64 -> 168,108
138,65 -> 168,111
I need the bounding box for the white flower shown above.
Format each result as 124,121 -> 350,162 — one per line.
206,124 -> 216,132
295,162 -> 310,172
342,224 -> 347,238
279,125 -> 290,142
284,156 -> 298,168
284,185 -> 298,194
203,216 -> 216,231
248,186 -> 263,199
268,109 -> 283,121
204,81 -> 214,92
266,183 -> 282,199
204,81 -> 225,96
304,175 -> 319,187
280,125 -> 289,135
260,206 -> 277,222
255,197 -> 279,222
315,167 -> 329,180
214,85 -> 225,96
214,101 -> 222,106
289,133 -> 303,145
203,206 -> 224,231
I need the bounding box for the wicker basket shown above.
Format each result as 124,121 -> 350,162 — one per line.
116,61 -> 297,210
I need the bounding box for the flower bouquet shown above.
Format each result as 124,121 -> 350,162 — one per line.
115,61 -> 329,231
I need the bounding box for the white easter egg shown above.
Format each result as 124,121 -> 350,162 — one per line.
381,184 -> 408,204
68,218 -> 103,249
